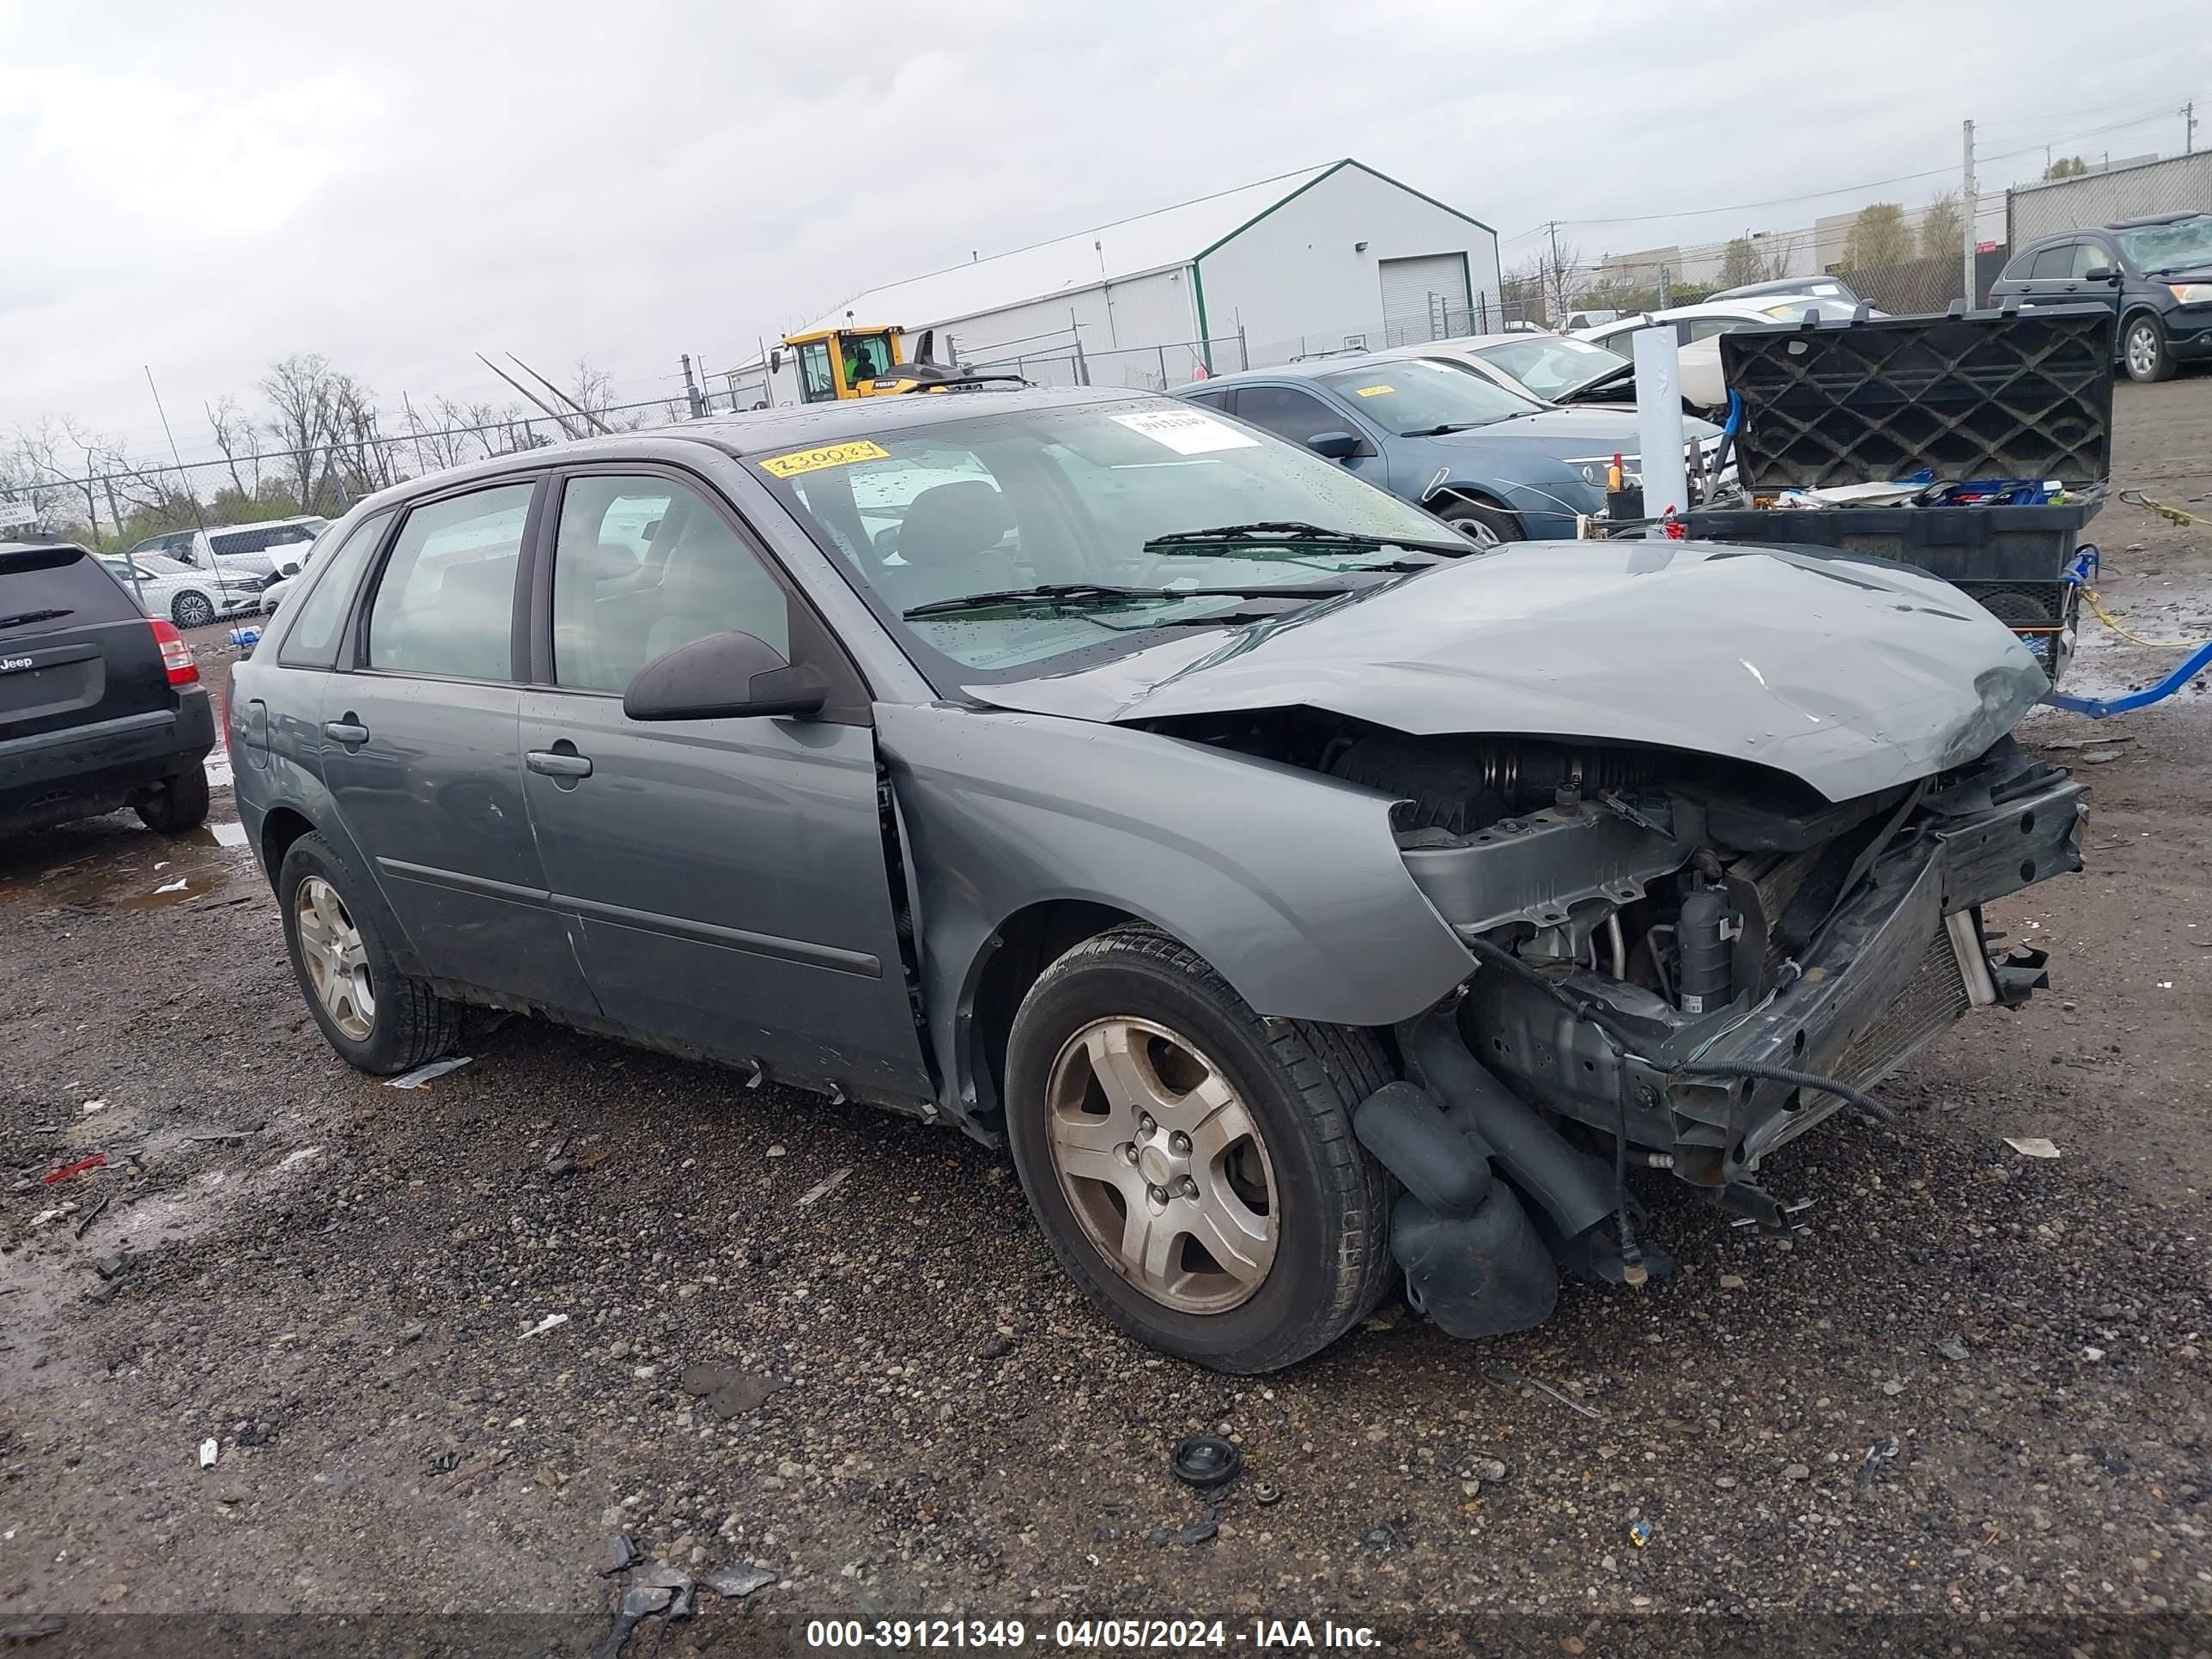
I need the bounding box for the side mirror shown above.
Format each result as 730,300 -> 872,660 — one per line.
2083,265 -> 2118,283
769,348 -> 786,374
623,631 -> 827,722
1307,430 -> 1362,461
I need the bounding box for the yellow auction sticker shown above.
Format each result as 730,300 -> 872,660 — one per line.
757,440 -> 890,478
1352,384 -> 1395,398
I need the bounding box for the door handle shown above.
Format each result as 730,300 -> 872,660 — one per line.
323,718 -> 369,745
526,748 -> 593,780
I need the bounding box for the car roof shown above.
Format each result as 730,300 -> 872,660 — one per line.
2,539 -> 85,557
1180,351 -> 1419,387
209,514 -> 324,533
1709,276 -> 1855,299
2103,212 -> 2207,231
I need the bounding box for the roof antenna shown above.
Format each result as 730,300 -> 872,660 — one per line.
143,364 -> 239,612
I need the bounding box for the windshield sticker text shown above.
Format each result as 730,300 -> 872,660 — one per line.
757,440 -> 891,479
1352,385 -> 1395,397
1109,410 -> 1260,457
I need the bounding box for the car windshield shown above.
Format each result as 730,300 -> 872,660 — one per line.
125,554 -> 191,576
757,398 -> 1464,680
1314,359 -> 1539,435
1469,337 -> 1629,399
2116,215 -> 2212,273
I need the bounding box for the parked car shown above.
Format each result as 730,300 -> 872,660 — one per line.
128,514 -> 330,579
1988,212 -> 2212,382
1175,354 -> 1724,538
1560,307 -> 1622,331
97,551 -> 267,629
229,387 -> 2082,1372
2,539 -> 214,836
1707,275 -> 1863,307
1574,299 -> 1879,413
1385,332 -> 1634,405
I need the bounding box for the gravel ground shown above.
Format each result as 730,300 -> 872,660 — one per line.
3,376 -> 2211,1656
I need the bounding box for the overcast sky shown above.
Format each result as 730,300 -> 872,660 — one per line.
3,0 -> 2205,465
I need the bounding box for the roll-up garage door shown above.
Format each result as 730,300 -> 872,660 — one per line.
1378,252 -> 1471,344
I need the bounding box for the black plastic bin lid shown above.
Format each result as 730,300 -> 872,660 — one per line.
1716,301 -> 2113,491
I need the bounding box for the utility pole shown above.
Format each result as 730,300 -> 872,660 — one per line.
1547,221 -> 1565,323
680,354 -> 706,418
2186,100 -> 2198,155
1961,118 -> 1978,307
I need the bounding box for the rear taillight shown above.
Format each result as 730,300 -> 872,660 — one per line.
151,618 -> 199,686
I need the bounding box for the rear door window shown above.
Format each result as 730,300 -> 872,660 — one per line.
2029,243 -> 2077,279
279,509 -> 396,668
365,483 -> 534,680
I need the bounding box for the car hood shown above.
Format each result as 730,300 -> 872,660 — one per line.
1432,405 -> 1723,450
968,542 -> 2049,803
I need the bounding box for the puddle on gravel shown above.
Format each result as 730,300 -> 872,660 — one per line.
0,822 -> 247,909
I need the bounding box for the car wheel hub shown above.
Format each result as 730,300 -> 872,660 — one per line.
2128,326 -> 2156,374
295,875 -> 374,1041
1043,1016 -> 1277,1315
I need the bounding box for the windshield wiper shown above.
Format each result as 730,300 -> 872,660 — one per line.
1142,521 -> 1476,557
1403,420 -> 1505,437
901,580 -> 1349,620
1,607 -> 73,629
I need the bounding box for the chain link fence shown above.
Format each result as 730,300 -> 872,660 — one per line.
2007,151 -> 2212,247
962,333 -> 1252,391
8,393 -> 711,546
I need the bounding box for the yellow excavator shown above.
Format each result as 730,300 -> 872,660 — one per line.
773,326 -> 991,401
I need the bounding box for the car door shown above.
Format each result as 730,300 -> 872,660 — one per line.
2069,235 -> 2125,327
514,466 -> 932,1099
1231,383 -> 1390,491
317,475 -> 598,1012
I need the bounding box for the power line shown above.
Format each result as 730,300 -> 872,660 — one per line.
1502,100 -> 2196,242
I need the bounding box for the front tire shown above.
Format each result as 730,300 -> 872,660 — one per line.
171,591 -> 216,629
134,765 -> 210,834
1436,498 -> 1522,546
278,832 -> 460,1074
2123,313 -> 2174,384
1004,923 -> 1393,1373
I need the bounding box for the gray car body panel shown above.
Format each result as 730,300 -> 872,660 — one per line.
875,701 -> 1475,1100
964,540 -> 2050,805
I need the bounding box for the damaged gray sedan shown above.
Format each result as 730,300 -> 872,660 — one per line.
228,386 -> 2083,1373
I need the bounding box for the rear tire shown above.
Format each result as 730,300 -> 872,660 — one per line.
1437,498 -> 1522,546
2123,313 -> 2174,384
278,831 -> 461,1075
134,765 -> 210,834
1004,923 -> 1393,1373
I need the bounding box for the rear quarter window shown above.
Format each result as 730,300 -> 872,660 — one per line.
2,546 -> 142,632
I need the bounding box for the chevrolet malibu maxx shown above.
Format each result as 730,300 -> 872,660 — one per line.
228,386 -> 2082,1372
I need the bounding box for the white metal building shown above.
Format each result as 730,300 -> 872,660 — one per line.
758,158 -> 1500,399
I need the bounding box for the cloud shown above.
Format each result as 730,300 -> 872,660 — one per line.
0,0 -> 2201,462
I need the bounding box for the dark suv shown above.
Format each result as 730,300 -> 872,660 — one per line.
1989,212 -> 2212,382
2,540 -> 215,836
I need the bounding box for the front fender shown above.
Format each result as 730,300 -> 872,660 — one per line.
876,702 -> 1475,1103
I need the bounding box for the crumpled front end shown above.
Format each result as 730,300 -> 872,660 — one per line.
1335,733 -> 2083,1339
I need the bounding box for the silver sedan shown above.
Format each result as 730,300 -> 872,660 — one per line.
97,553 -> 268,629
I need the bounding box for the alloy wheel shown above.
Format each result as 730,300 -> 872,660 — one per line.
295,876 -> 375,1041
2126,322 -> 2160,380
1043,1016 -> 1278,1314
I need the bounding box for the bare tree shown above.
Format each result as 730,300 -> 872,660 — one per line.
1542,236 -> 1583,323
1500,256 -> 1549,327
206,395 -> 265,499
259,354 -> 340,509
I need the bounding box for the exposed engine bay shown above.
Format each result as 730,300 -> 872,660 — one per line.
1146,708 -> 2087,1339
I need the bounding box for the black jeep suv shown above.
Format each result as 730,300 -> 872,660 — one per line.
2,539 -> 215,836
